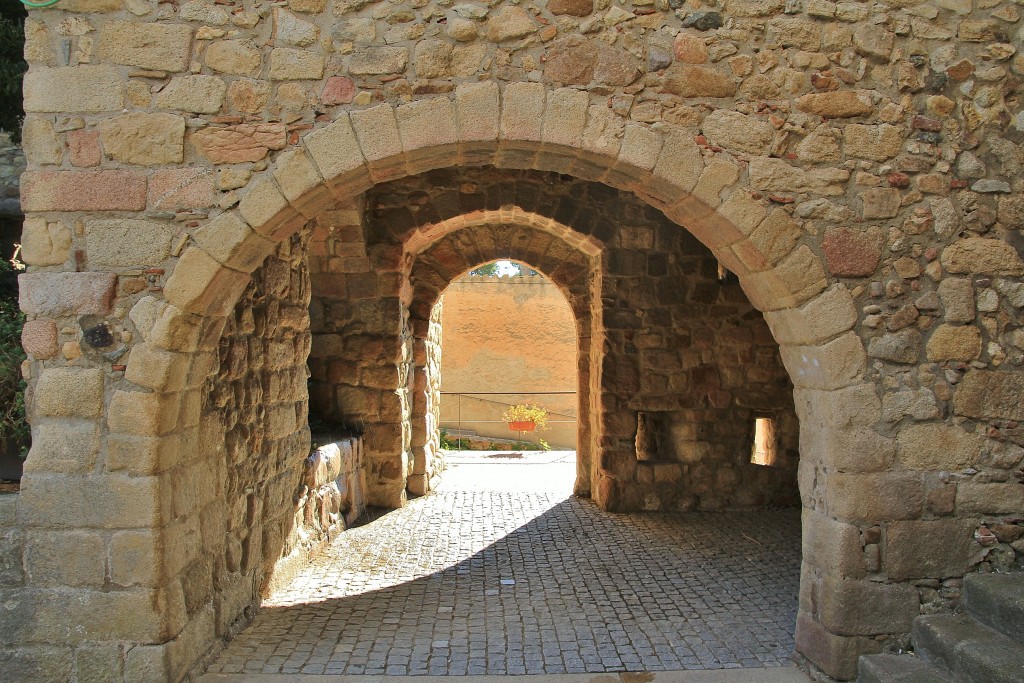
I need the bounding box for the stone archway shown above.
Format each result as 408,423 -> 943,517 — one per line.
406,218 -> 598,496
153,92 -> 847,677
13,81 -> 1000,683
302,200 -> 601,502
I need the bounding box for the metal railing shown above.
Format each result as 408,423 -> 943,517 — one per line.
439,391 -> 577,450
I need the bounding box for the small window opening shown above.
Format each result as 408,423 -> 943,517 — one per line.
751,417 -> 776,466
636,411 -> 656,461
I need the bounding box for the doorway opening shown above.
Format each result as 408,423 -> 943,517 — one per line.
434,260 -> 579,495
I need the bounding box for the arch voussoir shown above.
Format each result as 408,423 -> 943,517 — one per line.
764,285 -> 858,348
396,98 -> 461,176
451,81 -> 500,166
192,212 -> 277,274
271,148 -> 332,218
300,113 -> 374,197
163,247 -> 250,318
350,104 -> 407,183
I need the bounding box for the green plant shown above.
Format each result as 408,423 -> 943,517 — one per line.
501,404 -> 549,429
439,429 -> 469,450
0,257 -> 26,455
500,439 -> 551,451
468,261 -> 541,277
0,3 -> 26,141
469,262 -> 502,276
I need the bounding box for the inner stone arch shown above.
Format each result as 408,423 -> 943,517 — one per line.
435,259 -> 582,454
354,166 -> 803,511
407,221 -> 598,497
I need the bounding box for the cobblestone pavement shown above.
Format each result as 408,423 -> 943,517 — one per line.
205,452 -> 801,677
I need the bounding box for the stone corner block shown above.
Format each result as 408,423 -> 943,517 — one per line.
20,272 -> 117,318
884,519 -> 981,581
819,577 -> 920,637
97,21 -> 193,72
779,331 -> 866,391
795,612 -> 883,680
22,170 -> 147,213
107,390 -> 181,437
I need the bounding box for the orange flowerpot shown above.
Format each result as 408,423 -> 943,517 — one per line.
508,421 -> 536,432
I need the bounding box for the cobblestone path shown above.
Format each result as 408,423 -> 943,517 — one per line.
205,452 -> 801,676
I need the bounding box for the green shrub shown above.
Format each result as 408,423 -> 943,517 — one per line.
0,3 -> 26,141
439,429 -> 469,450
0,258 -> 26,454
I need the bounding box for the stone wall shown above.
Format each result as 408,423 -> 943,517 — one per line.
439,273 -> 579,449
409,297 -> 445,494
9,0 -> 1024,679
192,231 -> 313,671
306,198 -> 414,507
600,219 -> 799,512
271,435 -> 365,593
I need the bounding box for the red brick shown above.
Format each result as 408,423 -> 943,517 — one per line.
21,170 -> 146,212
148,168 -> 216,210
67,130 -> 102,168
822,227 -> 883,277
320,77 -> 356,106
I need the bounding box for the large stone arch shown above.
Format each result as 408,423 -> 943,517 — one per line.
147,88 -> 846,508
15,81 -> 1005,683
161,85 -> 825,323
127,87 -> 845,668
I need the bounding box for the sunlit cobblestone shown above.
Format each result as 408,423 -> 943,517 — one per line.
206,454 -> 799,676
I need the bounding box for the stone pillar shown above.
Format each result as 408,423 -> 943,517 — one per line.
408,299 -> 444,497
574,321 -> 592,497
307,199 -> 409,508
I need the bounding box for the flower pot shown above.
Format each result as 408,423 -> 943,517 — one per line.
508,421 -> 536,432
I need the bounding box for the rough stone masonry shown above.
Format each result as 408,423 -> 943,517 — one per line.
1,0 -> 1023,680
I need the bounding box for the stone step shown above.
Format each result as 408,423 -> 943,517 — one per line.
442,428 -> 480,438
912,613 -> 1024,683
857,653 -> 953,682
912,614 -> 979,673
964,572 -> 1024,642
955,630 -> 1024,683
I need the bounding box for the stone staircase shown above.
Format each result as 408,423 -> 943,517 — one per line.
858,573 -> 1024,682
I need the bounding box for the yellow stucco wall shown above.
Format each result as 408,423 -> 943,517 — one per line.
438,273 -> 577,449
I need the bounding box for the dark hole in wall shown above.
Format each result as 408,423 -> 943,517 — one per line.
636,411 -> 675,462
